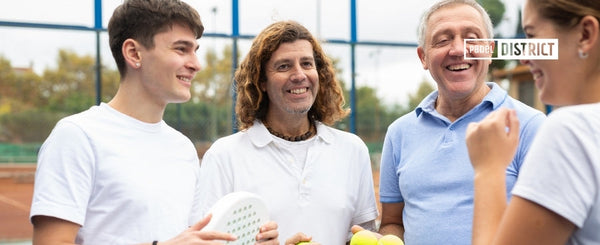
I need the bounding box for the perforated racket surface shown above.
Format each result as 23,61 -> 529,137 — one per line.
204,191 -> 270,244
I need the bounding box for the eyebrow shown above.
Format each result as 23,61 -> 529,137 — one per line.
431,26 -> 484,40
174,40 -> 199,51
298,56 -> 315,64
272,56 -> 314,64
464,26 -> 485,37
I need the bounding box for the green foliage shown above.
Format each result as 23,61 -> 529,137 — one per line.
480,0 -> 508,72
0,110 -> 65,142
0,50 -> 118,144
194,46 -> 234,105
354,86 -> 387,141
0,56 -> 44,113
407,80 -> 435,111
164,102 -> 232,142
101,65 -> 121,102
480,0 -> 506,28
41,50 -> 97,113
0,45 -> 431,161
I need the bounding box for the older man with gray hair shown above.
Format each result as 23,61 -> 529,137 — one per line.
376,0 -> 546,244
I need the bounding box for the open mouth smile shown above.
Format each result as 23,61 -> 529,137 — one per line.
447,63 -> 471,71
288,87 -> 309,94
177,75 -> 192,82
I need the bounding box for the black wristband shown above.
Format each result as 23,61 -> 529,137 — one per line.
152,241 -> 158,245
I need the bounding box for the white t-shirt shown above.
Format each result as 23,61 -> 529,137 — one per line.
512,103 -> 600,244
30,103 -> 202,244
199,120 -> 379,244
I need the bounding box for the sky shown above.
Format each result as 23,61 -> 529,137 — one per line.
0,0 -> 523,106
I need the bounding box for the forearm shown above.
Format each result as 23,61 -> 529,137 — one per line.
378,223 -> 404,239
472,171 -> 507,245
32,216 -> 80,245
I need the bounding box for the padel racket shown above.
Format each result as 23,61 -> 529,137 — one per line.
204,191 -> 270,244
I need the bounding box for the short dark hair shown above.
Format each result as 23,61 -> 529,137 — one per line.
108,0 -> 204,76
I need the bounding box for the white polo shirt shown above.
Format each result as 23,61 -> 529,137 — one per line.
199,120 -> 379,244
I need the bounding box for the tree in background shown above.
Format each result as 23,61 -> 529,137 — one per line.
41,50 -> 97,113
165,45 -> 234,145
480,0 -> 506,28
0,45 -> 430,159
480,0 -> 508,73
0,57 -> 43,113
332,57 -> 415,149
193,45 -> 234,105
407,79 -> 435,111
0,50 -> 120,143
0,56 -> 50,143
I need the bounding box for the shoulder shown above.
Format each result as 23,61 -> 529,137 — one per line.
545,104 -> 600,132
204,131 -> 248,155
504,96 -> 544,116
488,83 -> 545,119
57,105 -> 99,123
385,110 -> 418,134
49,106 -> 102,136
320,124 -> 363,142
213,131 -> 246,144
501,96 -> 546,126
53,104 -> 124,134
549,103 -> 600,118
318,124 -> 369,152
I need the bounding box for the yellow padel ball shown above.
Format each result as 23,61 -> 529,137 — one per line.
350,230 -> 378,245
377,235 -> 404,245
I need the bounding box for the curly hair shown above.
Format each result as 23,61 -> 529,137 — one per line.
234,20 -> 349,130
108,0 -> 204,77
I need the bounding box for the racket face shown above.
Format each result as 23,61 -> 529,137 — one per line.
204,192 -> 270,244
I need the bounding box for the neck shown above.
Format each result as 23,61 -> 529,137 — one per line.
108,81 -> 166,123
263,118 -> 315,142
436,83 -> 490,122
576,69 -> 600,104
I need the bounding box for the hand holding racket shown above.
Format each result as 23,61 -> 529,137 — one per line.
204,191 -> 272,244
156,214 -> 236,244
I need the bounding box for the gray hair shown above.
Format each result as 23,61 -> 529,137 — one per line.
417,0 -> 494,48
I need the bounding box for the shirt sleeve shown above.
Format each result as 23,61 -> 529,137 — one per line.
379,127 -> 403,203
512,109 -> 598,228
353,141 -> 379,225
30,120 -> 95,226
197,143 -> 234,218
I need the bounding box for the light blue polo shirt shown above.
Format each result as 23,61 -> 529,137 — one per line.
379,82 -> 546,245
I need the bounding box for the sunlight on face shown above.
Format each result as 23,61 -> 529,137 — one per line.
418,4 -> 491,100
521,0 -> 580,106
263,40 -> 319,118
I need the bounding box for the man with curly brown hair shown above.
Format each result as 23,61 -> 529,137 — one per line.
198,20 -> 379,245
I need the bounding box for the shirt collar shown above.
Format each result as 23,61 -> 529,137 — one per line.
415,82 -> 507,117
247,119 -> 333,147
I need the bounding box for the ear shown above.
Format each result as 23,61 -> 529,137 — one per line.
578,15 -> 599,54
417,46 -> 428,70
122,39 -> 143,69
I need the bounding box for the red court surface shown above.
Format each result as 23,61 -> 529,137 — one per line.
0,164 -> 35,243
